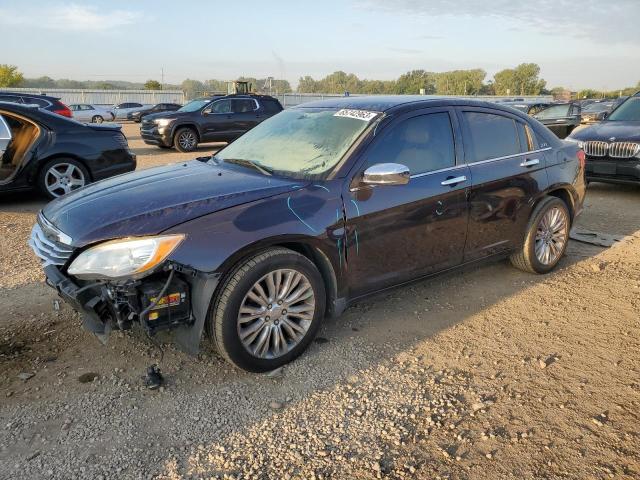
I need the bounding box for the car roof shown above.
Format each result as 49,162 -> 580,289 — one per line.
295,95 -> 539,114
0,91 -> 60,101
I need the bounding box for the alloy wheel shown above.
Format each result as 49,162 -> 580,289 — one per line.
45,163 -> 86,197
237,269 -> 315,359
178,131 -> 197,150
534,206 -> 568,265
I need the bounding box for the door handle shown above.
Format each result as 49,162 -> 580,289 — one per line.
441,175 -> 467,186
520,158 -> 540,167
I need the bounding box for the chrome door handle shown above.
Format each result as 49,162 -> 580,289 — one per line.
520,158 -> 540,167
441,175 -> 467,186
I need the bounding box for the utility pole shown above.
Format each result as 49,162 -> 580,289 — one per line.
161,67 -> 164,90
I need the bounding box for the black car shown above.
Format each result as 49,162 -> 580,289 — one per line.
533,102 -> 581,138
140,94 -> 283,152
0,102 -> 136,198
579,101 -> 615,125
30,96 -> 585,372
568,92 -> 640,185
0,91 -> 73,118
128,103 -> 182,123
508,101 -> 552,116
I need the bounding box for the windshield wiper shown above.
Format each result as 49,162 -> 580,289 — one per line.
223,158 -> 273,176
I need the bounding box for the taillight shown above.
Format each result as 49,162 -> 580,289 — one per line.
53,102 -> 73,118
577,149 -> 586,169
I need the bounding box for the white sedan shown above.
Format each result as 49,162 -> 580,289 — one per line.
69,104 -> 115,123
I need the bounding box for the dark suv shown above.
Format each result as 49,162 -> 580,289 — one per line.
31,96 -> 585,372
140,94 -> 283,152
0,92 -> 72,118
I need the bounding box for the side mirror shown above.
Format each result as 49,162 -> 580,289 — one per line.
601,111 -> 609,120
362,163 -> 410,186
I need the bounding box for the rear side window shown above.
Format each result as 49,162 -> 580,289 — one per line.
463,112 -> 520,161
233,99 -> 257,113
24,97 -> 50,107
366,112 -> 456,175
0,95 -> 21,103
262,99 -> 283,114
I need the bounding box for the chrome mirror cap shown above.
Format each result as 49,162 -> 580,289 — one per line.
362,163 -> 410,186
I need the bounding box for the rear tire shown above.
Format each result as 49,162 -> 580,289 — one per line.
91,115 -> 104,124
38,158 -> 90,199
208,248 -> 326,372
174,127 -> 198,152
510,197 -> 570,274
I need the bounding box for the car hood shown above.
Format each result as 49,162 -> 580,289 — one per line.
143,110 -> 187,121
570,121 -> 640,142
43,160 -> 306,247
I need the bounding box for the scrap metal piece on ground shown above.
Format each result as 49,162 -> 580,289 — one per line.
569,228 -> 625,248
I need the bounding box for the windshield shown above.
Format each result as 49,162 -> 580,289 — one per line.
178,99 -> 210,113
535,104 -> 570,119
607,97 -> 640,121
214,108 -> 379,179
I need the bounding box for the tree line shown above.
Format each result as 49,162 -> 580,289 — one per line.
1,63 -> 638,99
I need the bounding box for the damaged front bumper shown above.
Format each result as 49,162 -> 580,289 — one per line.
43,264 -> 219,355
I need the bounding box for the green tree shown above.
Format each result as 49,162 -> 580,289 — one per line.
435,69 -> 486,95
181,79 -> 206,99
493,63 -> 546,96
144,79 -> 162,90
394,70 -> 436,94
297,76 -> 318,93
0,64 -> 24,87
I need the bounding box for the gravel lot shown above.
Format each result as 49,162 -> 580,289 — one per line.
0,123 -> 639,479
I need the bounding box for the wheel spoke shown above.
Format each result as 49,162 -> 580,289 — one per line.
237,268 -> 315,359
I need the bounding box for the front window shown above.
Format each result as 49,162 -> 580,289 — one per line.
607,97 -> 640,121
214,108 -> 378,179
582,103 -> 612,113
177,99 -> 211,112
535,104 -> 570,119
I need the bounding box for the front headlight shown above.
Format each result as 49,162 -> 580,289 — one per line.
565,137 -> 584,149
68,234 -> 185,280
154,118 -> 174,127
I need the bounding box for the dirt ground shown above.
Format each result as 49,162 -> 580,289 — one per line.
0,123 -> 639,479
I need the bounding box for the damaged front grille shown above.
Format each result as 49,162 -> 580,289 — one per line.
28,218 -> 74,267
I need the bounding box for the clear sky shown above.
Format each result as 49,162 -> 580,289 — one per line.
2,0 -> 639,90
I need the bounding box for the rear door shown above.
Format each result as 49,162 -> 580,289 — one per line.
458,108 -> 549,261
344,108 -> 470,297
231,99 -> 260,134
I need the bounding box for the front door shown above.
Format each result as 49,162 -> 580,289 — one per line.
458,108 -> 549,261
201,98 -> 234,141
344,109 -> 470,298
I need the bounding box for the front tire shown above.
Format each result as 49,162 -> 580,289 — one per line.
510,197 -> 570,274
91,115 -> 104,124
174,127 -> 198,152
208,248 -> 326,372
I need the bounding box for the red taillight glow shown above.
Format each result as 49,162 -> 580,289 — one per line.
54,107 -> 72,118
577,149 -> 586,169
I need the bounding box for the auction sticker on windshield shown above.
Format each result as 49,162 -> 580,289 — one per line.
333,109 -> 379,121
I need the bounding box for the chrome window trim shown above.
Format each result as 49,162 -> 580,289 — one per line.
466,147 -> 552,167
410,164 -> 466,179
207,98 -> 259,114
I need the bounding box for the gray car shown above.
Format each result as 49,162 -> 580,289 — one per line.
69,104 -> 115,123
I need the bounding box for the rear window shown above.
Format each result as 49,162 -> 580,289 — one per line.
24,97 -> 50,107
463,112 -> 521,161
262,99 -> 283,114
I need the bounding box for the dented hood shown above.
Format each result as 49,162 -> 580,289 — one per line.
43,160 -> 305,247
